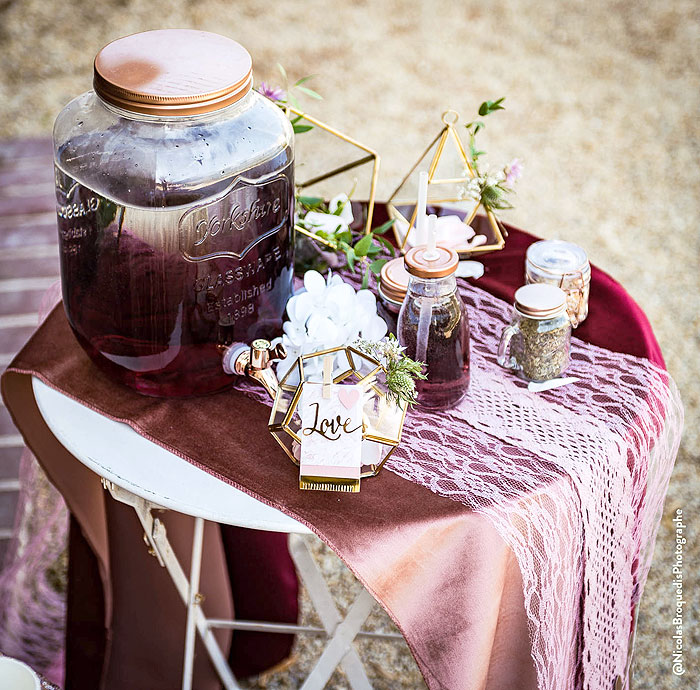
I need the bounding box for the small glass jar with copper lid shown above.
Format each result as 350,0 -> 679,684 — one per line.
397,244 -> 470,410
53,30 -> 294,396
525,240 -> 591,327
377,257 -> 410,334
497,284 -> 572,381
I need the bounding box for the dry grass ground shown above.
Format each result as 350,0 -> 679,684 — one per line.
1,1 -> 698,687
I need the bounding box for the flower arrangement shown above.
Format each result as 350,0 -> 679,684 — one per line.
461,98 -> 522,215
276,272 -> 426,407
256,64 -> 321,134
353,334 -> 427,407
257,70 -> 394,287
295,193 -> 395,288
276,270 -> 388,382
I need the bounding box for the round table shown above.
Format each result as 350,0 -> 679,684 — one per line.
2,219 -> 666,690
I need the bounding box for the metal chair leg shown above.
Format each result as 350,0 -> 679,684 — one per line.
290,534 -> 373,690
105,483 -> 390,690
300,589 -> 376,690
182,517 -> 204,690
105,484 -> 240,689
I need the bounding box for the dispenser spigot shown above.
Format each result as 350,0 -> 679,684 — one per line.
222,339 -> 287,399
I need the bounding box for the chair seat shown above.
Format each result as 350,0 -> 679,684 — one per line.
31,377 -> 311,534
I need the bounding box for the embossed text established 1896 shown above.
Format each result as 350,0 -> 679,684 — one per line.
178,174 -> 289,262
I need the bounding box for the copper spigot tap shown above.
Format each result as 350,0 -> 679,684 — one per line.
223,339 -> 287,399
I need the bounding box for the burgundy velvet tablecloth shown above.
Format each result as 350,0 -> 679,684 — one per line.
1,223 -> 664,690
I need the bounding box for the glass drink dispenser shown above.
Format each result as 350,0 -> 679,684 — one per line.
53,30 -> 294,396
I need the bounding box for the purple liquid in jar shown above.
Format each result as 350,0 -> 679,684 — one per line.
398,290 -> 470,410
397,245 -> 470,411
55,144 -> 294,397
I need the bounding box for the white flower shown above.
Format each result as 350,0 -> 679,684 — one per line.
298,193 -> 354,236
329,193 -> 354,223
464,176 -> 482,202
455,260 -> 485,279
276,270 -> 388,383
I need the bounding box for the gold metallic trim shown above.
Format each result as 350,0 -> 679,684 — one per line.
386,110 -> 505,256
299,477 -> 360,492
287,106 -> 380,236
266,345 -> 406,480
282,381 -> 305,429
94,71 -> 253,116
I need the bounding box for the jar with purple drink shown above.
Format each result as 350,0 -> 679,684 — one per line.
397,246 -> 470,410
53,30 -> 294,396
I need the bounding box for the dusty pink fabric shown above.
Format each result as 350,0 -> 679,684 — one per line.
0,281 -> 66,685
241,280 -> 683,690
389,283 -> 683,689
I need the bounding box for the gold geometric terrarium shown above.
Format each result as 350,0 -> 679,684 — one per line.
268,345 -> 408,479
286,106 -> 381,240
386,110 -> 506,258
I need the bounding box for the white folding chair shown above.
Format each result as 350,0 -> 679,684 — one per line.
32,377 -> 402,690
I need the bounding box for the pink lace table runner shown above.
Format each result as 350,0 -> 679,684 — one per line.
241,280 -> 683,690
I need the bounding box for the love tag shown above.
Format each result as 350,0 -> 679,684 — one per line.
299,382 -> 363,491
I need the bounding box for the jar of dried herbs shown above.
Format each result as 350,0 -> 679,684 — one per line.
397,245 -> 470,410
497,284 -> 571,382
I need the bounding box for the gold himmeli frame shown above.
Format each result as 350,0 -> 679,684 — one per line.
286,106 -> 381,247
386,110 -> 506,257
268,345 -> 408,479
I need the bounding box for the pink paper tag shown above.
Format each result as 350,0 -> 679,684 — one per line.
299,383 -> 363,480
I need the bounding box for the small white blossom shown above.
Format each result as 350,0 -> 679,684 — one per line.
298,193 -> 354,236
464,177 -> 482,202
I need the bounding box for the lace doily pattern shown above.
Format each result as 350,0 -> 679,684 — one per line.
239,280 -> 683,690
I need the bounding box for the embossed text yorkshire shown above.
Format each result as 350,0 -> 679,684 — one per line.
193,196 -> 282,246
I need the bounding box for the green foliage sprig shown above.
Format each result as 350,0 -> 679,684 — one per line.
277,64 -> 322,108
257,65 -> 322,134
462,97 -> 521,214
296,194 -> 396,289
465,97 -> 505,165
353,334 -> 427,407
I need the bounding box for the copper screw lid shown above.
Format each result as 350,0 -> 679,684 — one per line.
94,30 -> 253,116
379,257 -> 410,304
404,245 -> 459,279
514,284 -> 567,319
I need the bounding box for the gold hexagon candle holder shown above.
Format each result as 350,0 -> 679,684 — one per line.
268,345 -> 408,479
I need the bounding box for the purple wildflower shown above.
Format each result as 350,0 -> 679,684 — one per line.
505,158 -> 523,186
257,82 -> 286,102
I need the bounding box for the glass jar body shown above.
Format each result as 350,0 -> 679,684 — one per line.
376,288 -> 402,335
53,90 -> 294,396
525,241 -> 590,327
499,308 -> 572,381
397,274 -> 470,410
